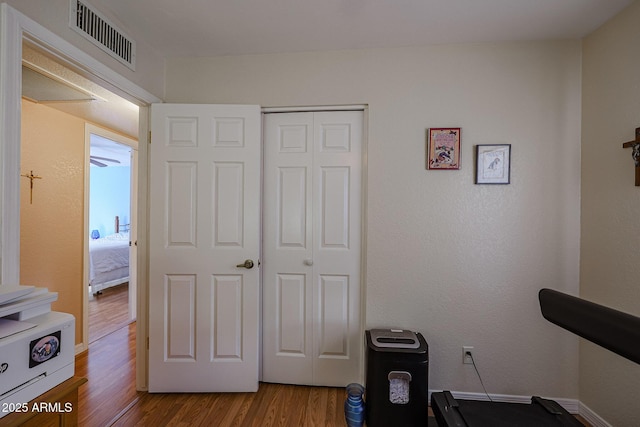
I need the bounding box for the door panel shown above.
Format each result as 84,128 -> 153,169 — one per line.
167,162 -> 197,245
318,275 -> 349,357
149,104 -> 260,392
212,275 -> 243,359
313,111 -> 362,385
263,110 -> 363,386
279,167 -> 307,247
263,112 -> 314,385
277,273 -> 307,355
166,275 -> 196,359
213,162 -> 244,246
321,166 -> 350,247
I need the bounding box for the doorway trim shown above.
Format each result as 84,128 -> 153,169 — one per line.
83,123 -> 139,348
0,4 -> 160,390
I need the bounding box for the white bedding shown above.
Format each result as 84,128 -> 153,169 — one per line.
89,232 -> 130,293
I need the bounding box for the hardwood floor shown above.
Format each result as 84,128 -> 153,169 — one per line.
76,322 -> 139,426
77,288 -> 590,427
79,288 -> 351,426
112,383 -> 348,427
76,321 -> 350,426
76,323 -> 346,427
88,283 -> 131,344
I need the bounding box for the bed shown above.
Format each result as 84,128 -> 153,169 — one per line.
89,216 -> 130,294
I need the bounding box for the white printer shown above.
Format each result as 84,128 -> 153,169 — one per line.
0,285 -> 75,418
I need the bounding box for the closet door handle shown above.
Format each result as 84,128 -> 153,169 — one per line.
303,259 -> 313,266
236,259 -> 255,269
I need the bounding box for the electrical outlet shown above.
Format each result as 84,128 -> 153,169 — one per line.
462,346 -> 474,364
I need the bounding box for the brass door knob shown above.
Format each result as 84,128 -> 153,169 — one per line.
236,259 -> 254,269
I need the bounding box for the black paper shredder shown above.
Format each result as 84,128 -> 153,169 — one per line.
365,329 -> 429,427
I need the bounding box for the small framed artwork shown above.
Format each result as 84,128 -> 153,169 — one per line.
475,144 -> 511,184
427,128 -> 461,170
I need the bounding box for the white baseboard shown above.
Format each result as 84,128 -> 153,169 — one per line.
75,342 -> 88,355
578,401 -> 612,427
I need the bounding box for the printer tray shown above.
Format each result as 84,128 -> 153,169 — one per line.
431,391 -> 584,427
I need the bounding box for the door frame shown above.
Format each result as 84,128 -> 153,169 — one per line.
0,4 -> 160,389
260,105 -> 369,383
83,123 -> 139,346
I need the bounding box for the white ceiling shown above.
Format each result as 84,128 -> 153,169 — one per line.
89,0 -> 632,58
90,134 -> 131,167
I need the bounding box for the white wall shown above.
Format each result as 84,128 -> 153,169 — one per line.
581,1 -> 640,425
5,0 -> 164,99
166,41 -> 583,398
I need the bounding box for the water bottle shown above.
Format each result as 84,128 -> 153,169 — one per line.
344,383 -> 365,427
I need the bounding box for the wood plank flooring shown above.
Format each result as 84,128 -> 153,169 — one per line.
77,287 -> 591,427
76,321 -> 349,426
78,288 -> 351,426
88,283 -> 131,344
76,322 -> 139,426
112,383 -> 348,427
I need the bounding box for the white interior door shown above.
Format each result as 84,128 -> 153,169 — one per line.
148,104 -> 261,392
262,110 -> 363,386
129,148 -> 138,320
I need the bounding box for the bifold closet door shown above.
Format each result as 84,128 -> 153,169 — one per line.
262,110 -> 363,386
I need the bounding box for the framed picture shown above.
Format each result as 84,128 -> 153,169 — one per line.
475,144 -> 511,184
427,128 -> 461,170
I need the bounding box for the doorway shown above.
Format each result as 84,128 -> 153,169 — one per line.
2,5 -> 159,390
20,42 -> 140,353
86,126 -> 138,343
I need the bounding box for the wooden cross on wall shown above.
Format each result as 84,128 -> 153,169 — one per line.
622,127 -> 640,186
20,170 -> 42,204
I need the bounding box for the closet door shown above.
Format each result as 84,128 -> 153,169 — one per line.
263,110 -> 363,386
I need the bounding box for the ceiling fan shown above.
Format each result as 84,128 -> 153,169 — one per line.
90,155 -> 121,167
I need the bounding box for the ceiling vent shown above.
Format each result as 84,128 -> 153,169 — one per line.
69,0 -> 136,71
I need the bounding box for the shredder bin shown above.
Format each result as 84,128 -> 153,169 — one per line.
365,329 -> 428,427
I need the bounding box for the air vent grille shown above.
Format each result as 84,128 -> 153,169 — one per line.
69,0 -> 136,70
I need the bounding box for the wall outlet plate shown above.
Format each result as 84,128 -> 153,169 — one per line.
463,346 -> 474,364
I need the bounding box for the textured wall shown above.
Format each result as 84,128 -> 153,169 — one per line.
21,99 -> 84,345
581,1 -> 640,425
165,40 -> 582,398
